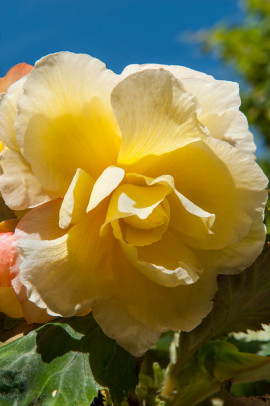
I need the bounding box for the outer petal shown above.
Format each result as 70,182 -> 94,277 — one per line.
121,64 -> 255,156
0,288 -> 23,318
112,69 -> 207,166
195,219 -> 267,274
17,203 -> 112,317
15,52 -> 121,194
0,222 -> 23,318
0,79 -> 52,210
0,63 -> 33,93
92,237 -> 217,355
121,63 -> 214,81
180,78 -> 256,156
0,78 -> 26,149
0,148 -> 52,210
92,298 -> 160,356
0,231 -> 17,287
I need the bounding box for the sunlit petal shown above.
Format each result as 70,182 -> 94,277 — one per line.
15,52 -> 121,194
112,69 -> 207,165
59,168 -> 94,229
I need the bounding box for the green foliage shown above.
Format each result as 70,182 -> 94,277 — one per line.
0,314 -> 138,406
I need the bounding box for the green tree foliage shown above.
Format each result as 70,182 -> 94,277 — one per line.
204,0 -> 270,178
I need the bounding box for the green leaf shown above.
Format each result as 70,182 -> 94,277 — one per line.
178,244 -> 270,362
200,340 -> 270,384
0,314 -> 138,405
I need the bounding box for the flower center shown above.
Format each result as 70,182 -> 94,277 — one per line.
103,182 -> 171,246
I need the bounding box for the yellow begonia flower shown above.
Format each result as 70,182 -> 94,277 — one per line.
0,52 -> 268,356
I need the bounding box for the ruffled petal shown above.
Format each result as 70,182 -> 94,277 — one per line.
15,52 -> 121,194
112,69 -> 207,166
121,63 -> 214,81
120,229 -> 201,288
121,65 -> 255,157
17,204 -> 112,317
196,219 -> 267,274
123,138 -> 267,252
180,78 -> 256,156
92,238 -> 217,354
0,148 -> 52,210
0,78 -> 26,150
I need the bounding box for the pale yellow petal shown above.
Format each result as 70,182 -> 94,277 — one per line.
17,205 -> 112,317
105,172 -> 215,247
16,199 -> 65,241
120,229 -> 201,288
196,219 -> 266,274
15,52 -> 121,194
99,239 -> 217,334
87,166 -> 125,212
180,78 -> 256,156
112,69 -> 207,166
102,181 -> 170,245
59,168 -> 94,229
0,287 -> 23,318
124,139 -> 267,251
121,63 -> 214,81
0,78 -> 25,150
92,298 -> 160,356
0,148 -> 52,210
11,275 -> 54,323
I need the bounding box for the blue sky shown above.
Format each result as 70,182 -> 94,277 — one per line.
0,0 -> 243,79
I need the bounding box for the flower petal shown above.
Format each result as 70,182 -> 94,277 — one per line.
92,298 -> 160,356
0,148 -> 52,210
94,239 -> 217,344
16,199 -> 65,241
17,204 -> 112,317
112,69 -> 207,166
0,231 -> 17,287
121,63 -> 214,81
126,138 -> 267,252
0,287 -> 23,318
120,229 -> 201,288
180,78 -> 256,156
121,65 -> 255,157
87,166 -> 125,212
0,78 -> 26,150
196,219 -> 267,274
0,63 -> 33,93
15,52 -> 121,194
59,168 -> 94,229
